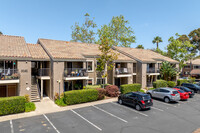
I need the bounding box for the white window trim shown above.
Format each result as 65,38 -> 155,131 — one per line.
86,60 -> 94,72
86,78 -> 94,85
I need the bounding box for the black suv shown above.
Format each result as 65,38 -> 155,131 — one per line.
118,92 -> 153,111
181,83 -> 200,93
174,86 -> 195,98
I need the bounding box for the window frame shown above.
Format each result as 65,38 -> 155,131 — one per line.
86,60 -> 94,72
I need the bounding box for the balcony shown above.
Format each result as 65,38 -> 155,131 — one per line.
64,68 -> 89,80
133,67 -> 136,73
37,68 -> 50,76
115,68 -> 132,77
146,68 -> 160,75
0,69 -> 19,80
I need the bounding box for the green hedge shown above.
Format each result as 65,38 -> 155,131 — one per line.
25,102 -> 36,112
86,85 -> 101,89
0,96 -> 26,116
120,84 -> 141,94
177,79 -> 189,86
64,89 -> 98,105
167,81 -> 176,88
153,80 -> 168,88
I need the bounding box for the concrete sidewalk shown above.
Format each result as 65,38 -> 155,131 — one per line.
0,97 -> 117,122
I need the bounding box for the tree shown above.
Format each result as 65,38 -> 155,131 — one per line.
96,25 -> 118,88
136,44 -> 144,49
167,34 -> 196,71
177,34 -> 190,42
160,61 -> 178,81
71,13 -> 97,43
188,28 -> 200,54
152,48 -> 168,56
0,31 -> 2,35
97,15 -> 135,47
152,36 -> 163,49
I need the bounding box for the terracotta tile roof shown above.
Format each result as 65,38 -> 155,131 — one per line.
186,59 -> 200,65
27,43 -> 49,60
114,46 -> 179,63
0,35 -> 31,58
190,69 -> 200,75
38,39 -> 134,61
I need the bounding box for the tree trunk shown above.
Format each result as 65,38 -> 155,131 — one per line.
157,42 -> 158,49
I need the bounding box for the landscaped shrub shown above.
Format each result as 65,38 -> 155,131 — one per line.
105,85 -> 120,97
167,81 -> 176,88
64,89 -> 98,105
177,79 -> 189,86
25,102 -> 36,112
24,94 -> 30,103
95,88 -> 106,100
86,85 -> 101,89
120,84 -> 141,94
139,89 -> 145,93
101,84 -> 111,88
188,77 -> 195,83
55,97 -> 67,107
148,88 -> 155,90
153,80 -> 168,88
0,96 -> 26,116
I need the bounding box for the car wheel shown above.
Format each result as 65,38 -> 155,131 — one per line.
135,104 -> 141,111
118,99 -> 123,105
164,97 -> 170,103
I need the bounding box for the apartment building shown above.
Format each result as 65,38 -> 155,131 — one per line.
0,35 -> 179,101
182,59 -> 200,79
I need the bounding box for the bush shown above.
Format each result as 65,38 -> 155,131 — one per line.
95,88 -> 106,100
189,77 -> 195,83
148,88 -> 155,90
101,84 -> 111,88
120,84 -> 141,94
167,81 -> 176,88
64,89 -> 98,105
153,80 -> 168,88
177,79 -> 189,86
105,85 -> 120,97
25,102 -> 36,112
55,97 -> 67,106
0,96 -> 26,116
139,89 -> 145,93
24,94 -> 30,103
86,85 -> 101,89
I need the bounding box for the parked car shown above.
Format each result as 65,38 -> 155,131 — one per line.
147,88 -> 180,103
118,92 -> 153,111
181,83 -> 200,93
173,88 -> 189,100
174,86 -> 195,98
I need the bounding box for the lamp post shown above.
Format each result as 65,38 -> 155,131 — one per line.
57,80 -> 61,99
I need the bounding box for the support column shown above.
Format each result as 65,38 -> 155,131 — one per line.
41,79 -> 43,99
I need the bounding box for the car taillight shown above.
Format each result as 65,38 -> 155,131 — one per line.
171,94 -> 176,96
141,100 -> 145,104
151,99 -> 153,102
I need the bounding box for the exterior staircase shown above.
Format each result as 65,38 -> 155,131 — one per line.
30,76 -> 41,102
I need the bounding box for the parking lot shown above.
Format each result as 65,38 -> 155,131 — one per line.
1,95 -> 200,133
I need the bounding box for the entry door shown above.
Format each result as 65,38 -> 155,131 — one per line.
7,85 -> 16,97
65,81 -> 73,91
0,86 -> 6,97
115,78 -> 121,88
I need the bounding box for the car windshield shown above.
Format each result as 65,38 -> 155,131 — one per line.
178,90 -> 185,93
182,87 -> 190,92
194,84 -> 200,88
173,91 -> 178,94
143,95 -> 151,100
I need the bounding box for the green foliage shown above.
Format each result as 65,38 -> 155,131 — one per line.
24,94 -> 30,103
97,15 -> 135,47
160,61 -> 178,81
25,102 -> 36,112
153,80 -> 168,88
0,31 -> 2,35
148,88 -> 155,90
188,28 -> 200,51
177,79 -> 190,86
64,89 -> 98,105
152,36 -> 163,49
86,85 -> 101,89
95,88 -> 106,100
136,44 -> 144,49
167,81 -> 176,88
101,84 -> 111,88
152,48 -> 168,56
188,77 -> 195,83
71,13 -> 97,43
105,85 -> 120,97
0,96 -> 26,116
120,84 -> 141,94
55,97 -> 67,107
139,89 -> 145,93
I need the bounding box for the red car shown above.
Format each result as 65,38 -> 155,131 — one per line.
173,88 -> 189,100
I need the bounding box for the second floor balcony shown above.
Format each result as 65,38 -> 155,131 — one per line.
147,68 -> 160,73
115,68 -> 131,75
37,68 -> 50,76
0,69 -> 19,80
64,68 -> 88,77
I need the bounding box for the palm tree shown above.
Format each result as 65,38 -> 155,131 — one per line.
152,36 -> 163,49
160,61 -> 177,81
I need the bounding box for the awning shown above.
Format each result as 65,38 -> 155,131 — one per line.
190,69 -> 200,75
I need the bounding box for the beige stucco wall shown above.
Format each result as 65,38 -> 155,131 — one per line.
136,62 -> 147,88
17,61 -> 31,96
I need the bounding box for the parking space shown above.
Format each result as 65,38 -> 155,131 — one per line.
1,94 -> 200,133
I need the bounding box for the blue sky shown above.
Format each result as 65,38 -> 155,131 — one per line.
1,0 -> 200,50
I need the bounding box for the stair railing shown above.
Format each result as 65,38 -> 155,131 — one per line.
36,79 -> 41,100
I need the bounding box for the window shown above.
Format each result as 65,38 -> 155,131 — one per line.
86,79 -> 93,85
97,78 -> 105,85
160,89 -> 170,93
86,61 -> 93,72
194,66 -> 200,69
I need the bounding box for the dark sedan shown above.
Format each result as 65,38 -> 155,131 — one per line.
118,92 -> 153,111
174,86 -> 195,98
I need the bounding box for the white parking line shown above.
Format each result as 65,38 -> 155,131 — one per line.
111,102 -> 148,117
43,114 -> 60,133
153,100 -> 177,107
10,120 -> 14,133
151,107 -> 164,112
71,109 -> 102,131
92,105 -> 128,123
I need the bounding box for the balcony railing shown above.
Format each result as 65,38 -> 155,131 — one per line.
147,68 -> 160,73
64,68 -> 88,77
37,68 -> 50,76
133,67 -> 136,73
0,69 -> 19,80
115,68 -> 131,75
